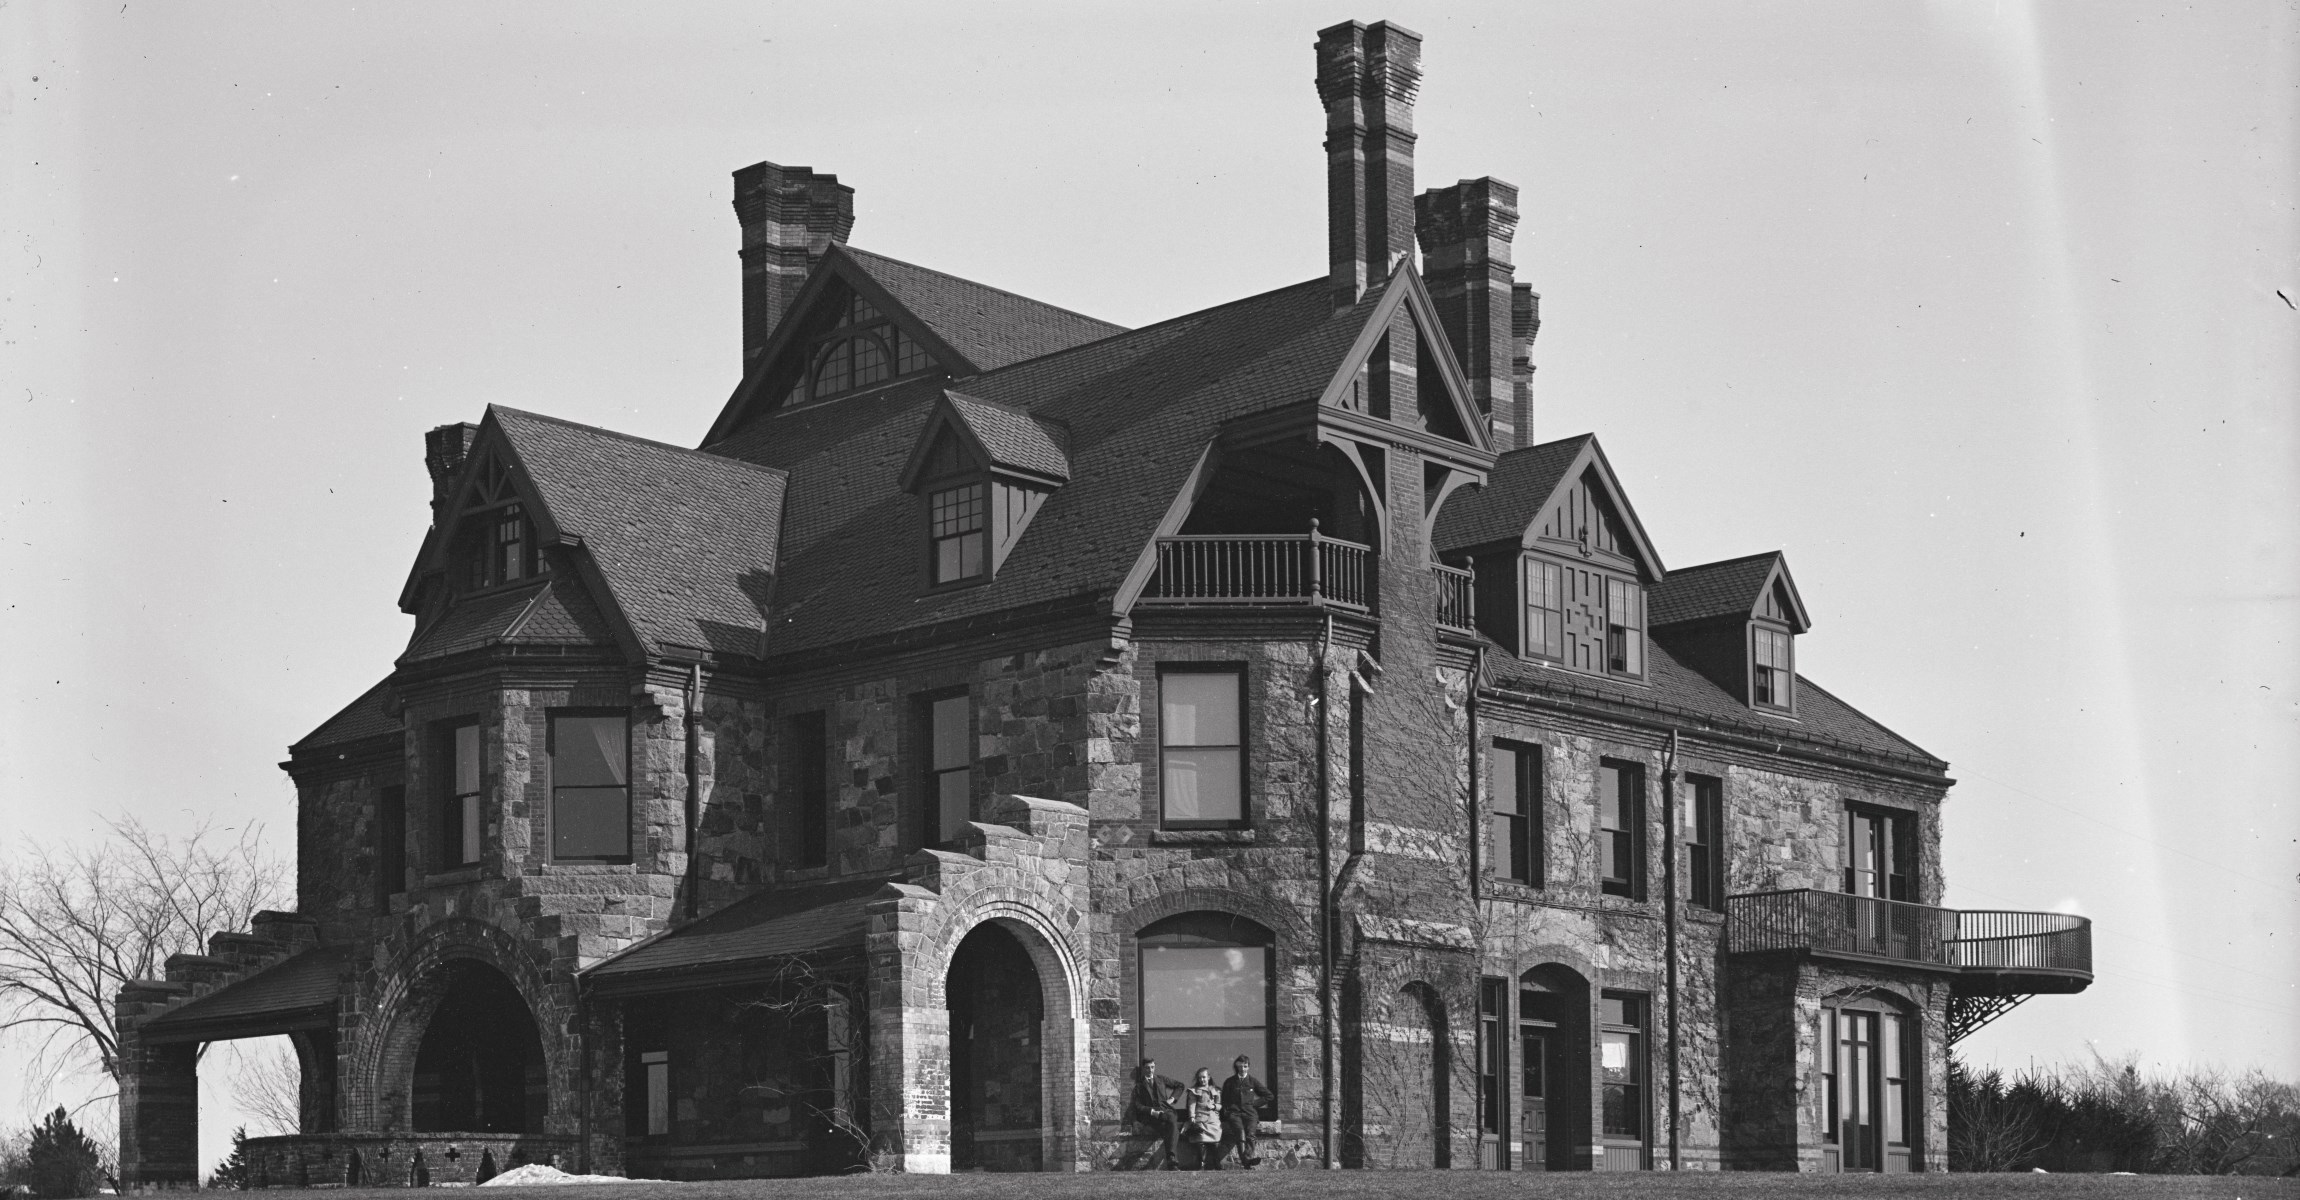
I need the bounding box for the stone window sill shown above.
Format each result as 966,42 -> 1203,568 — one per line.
1150,828 -> 1257,847
422,867 -> 486,887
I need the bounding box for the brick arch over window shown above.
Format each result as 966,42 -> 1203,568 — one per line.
343,918 -> 575,1134
1110,885 -> 1307,1117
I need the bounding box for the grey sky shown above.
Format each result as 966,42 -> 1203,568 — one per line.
5,0 -> 2295,1170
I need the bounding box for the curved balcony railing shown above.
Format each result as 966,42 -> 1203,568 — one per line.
1140,528 -> 1373,612
1727,889 -> 2092,987
1433,562 -> 1476,633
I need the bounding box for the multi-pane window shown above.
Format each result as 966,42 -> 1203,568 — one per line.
1159,669 -> 1245,826
442,722 -> 482,868
1477,978 -> 1506,1140
929,484 -> 987,584
463,504 -> 541,591
1600,992 -> 1647,1141
927,694 -> 971,846
1598,760 -> 1645,899
1605,578 -> 1644,676
1487,741 -> 1542,886
1753,626 -> 1793,708
1686,775 -> 1725,910
1524,558 -> 1564,660
1137,914 -> 1272,1087
775,286 -> 938,407
785,712 -> 829,869
551,713 -> 630,861
1843,807 -> 1914,901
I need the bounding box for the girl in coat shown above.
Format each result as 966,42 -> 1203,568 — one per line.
1182,1068 -> 1223,1168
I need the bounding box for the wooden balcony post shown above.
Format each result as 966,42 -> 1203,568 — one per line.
1308,519 -> 1324,603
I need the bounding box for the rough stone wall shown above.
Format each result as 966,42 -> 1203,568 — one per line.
295,755 -> 398,932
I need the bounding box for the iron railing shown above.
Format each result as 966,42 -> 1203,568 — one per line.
1726,889 -> 2092,981
1433,562 -> 1476,633
1141,527 -> 1373,611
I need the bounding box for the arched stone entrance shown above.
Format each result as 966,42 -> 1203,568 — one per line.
945,923 -> 1043,1171
410,960 -> 547,1133
1520,963 -> 1591,1171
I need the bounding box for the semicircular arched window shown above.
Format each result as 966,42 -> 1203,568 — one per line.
776,282 -> 939,407
1136,913 -> 1275,1090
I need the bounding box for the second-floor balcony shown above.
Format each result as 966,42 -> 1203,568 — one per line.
1728,888 -> 2091,999
1140,529 -> 1374,612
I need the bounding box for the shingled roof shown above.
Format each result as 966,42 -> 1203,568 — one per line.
491,406 -> 788,660
400,577 -> 619,664
1481,635 -> 1942,771
944,391 -> 1070,482
1435,435 -> 1592,551
1650,551 -> 1800,629
842,247 -> 1126,373
710,275 -> 1379,657
583,876 -> 889,995
140,945 -> 352,1043
289,677 -> 399,754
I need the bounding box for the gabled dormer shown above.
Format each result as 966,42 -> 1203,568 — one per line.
898,391 -> 1070,588
1433,434 -> 1666,681
1648,551 -> 1812,714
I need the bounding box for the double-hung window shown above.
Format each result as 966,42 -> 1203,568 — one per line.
550,712 -> 630,861
442,722 -> 482,868
1604,578 -> 1644,676
1488,741 -> 1542,886
1159,668 -> 1245,827
1686,775 -> 1725,910
1600,992 -> 1648,1161
1753,626 -> 1792,708
929,484 -> 987,584
1598,760 -> 1645,899
926,694 -> 972,846
1524,558 -> 1564,660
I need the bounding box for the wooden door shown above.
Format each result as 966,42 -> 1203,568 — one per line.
1518,1027 -> 1549,1169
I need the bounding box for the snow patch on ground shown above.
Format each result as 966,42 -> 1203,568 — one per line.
480,1165 -> 672,1187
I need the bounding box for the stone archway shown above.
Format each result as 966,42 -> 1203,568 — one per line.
409,960 -> 547,1133
945,923 -> 1044,1171
1520,963 -> 1592,1171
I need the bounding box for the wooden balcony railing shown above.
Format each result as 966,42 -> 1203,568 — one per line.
1140,526 -> 1373,612
1433,562 -> 1476,633
1726,889 -> 2092,982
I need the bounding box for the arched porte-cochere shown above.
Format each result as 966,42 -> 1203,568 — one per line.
945,923 -> 1043,1171
410,960 -> 547,1133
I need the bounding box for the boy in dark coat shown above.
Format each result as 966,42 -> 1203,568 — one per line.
1214,1054 -> 1274,1169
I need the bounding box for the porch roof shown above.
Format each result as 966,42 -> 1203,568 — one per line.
141,945 -> 352,1044
582,876 -> 890,996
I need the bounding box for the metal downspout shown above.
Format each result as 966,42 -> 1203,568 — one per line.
1314,615 -> 1339,1168
1661,728 -> 1681,1170
684,661 -> 702,921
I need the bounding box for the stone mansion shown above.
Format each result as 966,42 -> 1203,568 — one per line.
115,18 -> 2090,1184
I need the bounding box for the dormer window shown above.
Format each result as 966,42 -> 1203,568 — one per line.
461,503 -> 540,590
776,286 -> 936,407
1524,558 -> 1564,661
929,482 -> 988,584
1605,578 -> 1644,676
1753,625 -> 1793,708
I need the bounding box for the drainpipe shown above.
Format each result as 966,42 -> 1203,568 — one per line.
1313,615 -> 1338,1169
1467,645 -> 1483,904
684,661 -> 703,920
1661,728 -> 1681,1170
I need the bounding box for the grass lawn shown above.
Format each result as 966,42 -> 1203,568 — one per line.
246,1174 -> 2300,1200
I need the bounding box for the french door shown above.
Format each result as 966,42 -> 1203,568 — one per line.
1822,1004 -> 1914,1172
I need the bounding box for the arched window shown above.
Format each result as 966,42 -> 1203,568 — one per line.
775,282 -> 938,406
1137,914 -> 1274,1088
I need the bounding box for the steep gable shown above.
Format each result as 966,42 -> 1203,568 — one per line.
706,245 -> 1127,446
1434,434 -> 1663,581
1651,551 -> 1810,633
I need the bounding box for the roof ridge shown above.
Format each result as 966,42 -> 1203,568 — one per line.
959,276 -> 1338,386
490,405 -> 787,476
1667,550 -> 1783,574
843,245 -> 1127,334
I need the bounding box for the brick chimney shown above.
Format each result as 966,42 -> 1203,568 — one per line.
1317,21 -> 1422,307
1416,177 -> 1520,446
1514,284 -> 1541,448
424,422 -> 479,516
731,161 -> 855,373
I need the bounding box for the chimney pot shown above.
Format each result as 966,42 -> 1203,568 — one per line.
732,161 -> 855,374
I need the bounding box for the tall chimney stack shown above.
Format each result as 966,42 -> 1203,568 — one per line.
424,422 -> 479,517
1416,177 -> 1520,446
731,162 -> 855,373
1317,21 -> 1422,307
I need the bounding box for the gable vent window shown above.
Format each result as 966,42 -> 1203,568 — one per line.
1604,578 -> 1644,676
1753,626 -> 1793,708
777,286 -> 936,407
930,483 -> 988,584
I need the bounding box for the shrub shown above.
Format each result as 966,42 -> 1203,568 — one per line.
23,1109 -> 103,1199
